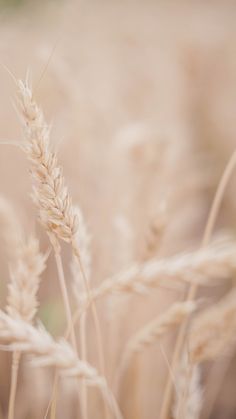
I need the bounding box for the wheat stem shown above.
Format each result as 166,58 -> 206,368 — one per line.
53,246 -> 87,419
54,248 -> 77,350
72,242 -> 109,419
80,312 -> 88,419
8,351 -> 21,419
72,241 -> 105,374
49,373 -> 59,419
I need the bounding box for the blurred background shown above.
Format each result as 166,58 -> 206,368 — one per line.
0,1 -> 236,418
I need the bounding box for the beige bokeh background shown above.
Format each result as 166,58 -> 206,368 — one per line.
0,1 -> 236,418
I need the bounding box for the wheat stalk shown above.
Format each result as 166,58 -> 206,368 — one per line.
71,206 -> 91,293
71,206 -> 91,419
71,206 -> 110,418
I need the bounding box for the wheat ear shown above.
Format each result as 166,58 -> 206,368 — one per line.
78,236 -> 236,305
0,196 -> 22,257
114,301 -> 196,395
17,79 -> 78,243
173,351 -> 202,419
174,288 -> 236,418
7,237 -> 47,323
0,311 -> 123,419
6,236 -> 46,419
189,287 -> 236,363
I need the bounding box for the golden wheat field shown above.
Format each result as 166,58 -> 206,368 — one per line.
1,1 -> 236,418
